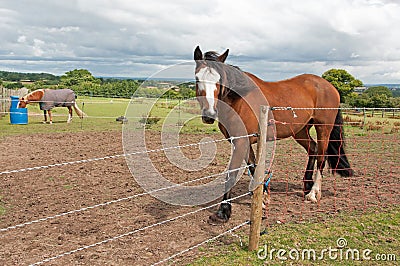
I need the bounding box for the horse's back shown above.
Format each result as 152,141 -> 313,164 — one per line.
242,73 -> 341,138
248,73 -> 340,109
40,89 -> 76,110
290,74 -> 340,108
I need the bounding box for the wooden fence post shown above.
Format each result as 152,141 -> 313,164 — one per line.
249,105 -> 269,251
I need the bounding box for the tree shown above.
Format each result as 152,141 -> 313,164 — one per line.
364,86 -> 392,98
322,69 -> 363,102
5,82 -> 24,89
178,86 -> 196,99
60,69 -> 101,95
347,86 -> 400,108
60,69 -> 100,87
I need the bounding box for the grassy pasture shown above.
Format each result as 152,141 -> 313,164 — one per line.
189,207 -> 399,265
0,97 -> 220,138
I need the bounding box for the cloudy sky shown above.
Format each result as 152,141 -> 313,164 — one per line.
1,0 -> 399,83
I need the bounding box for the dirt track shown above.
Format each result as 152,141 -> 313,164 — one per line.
0,130 -> 398,265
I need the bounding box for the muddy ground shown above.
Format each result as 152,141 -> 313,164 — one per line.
0,130 -> 398,265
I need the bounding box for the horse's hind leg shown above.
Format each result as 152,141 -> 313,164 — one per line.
293,126 -> 318,199
48,110 -> 53,124
67,106 -> 72,123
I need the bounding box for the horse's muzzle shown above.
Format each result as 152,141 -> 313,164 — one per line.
202,116 -> 215,124
202,110 -> 217,124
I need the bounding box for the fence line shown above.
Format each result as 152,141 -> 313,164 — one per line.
28,192 -> 251,266
1,111 -> 186,120
0,165 -> 250,232
0,133 -> 256,176
3,97 -> 400,112
0,98 -> 194,104
151,220 -> 250,266
270,106 -> 400,111
0,111 -> 201,120
2,107 -> 399,121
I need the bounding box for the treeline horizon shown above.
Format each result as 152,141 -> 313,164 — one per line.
0,69 -> 196,99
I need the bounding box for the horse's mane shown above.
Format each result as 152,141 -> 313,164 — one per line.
203,51 -> 257,100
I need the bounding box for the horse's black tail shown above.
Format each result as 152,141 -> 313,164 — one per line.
326,110 -> 354,177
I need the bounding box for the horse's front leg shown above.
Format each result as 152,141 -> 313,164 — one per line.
209,138 -> 249,224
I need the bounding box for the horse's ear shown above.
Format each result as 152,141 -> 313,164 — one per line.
194,46 -> 203,60
218,49 -> 229,63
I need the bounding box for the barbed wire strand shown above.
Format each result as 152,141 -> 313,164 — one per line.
270,107 -> 400,111
2,107 -> 399,120
151,221 -> 250,266
1,111 -> 198,120
0,165 -> 250,232
2,97 -> 400,110
0,133 -> 256,176
28,192 -> 251,266
3,106 -> 400,111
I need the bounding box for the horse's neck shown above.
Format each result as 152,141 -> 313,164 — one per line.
27,89 -> 45,101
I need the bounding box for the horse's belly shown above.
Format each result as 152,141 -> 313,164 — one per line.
272,112 -> 313,139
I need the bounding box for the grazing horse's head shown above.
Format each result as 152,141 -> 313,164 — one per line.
194,46 -> 229,124
18,89 -> 45,108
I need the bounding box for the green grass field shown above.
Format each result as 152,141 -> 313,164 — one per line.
0,97 -> 220,138
190,207 -> 399,265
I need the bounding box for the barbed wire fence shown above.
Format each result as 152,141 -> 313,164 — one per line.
262,107 -> 399,227
0,133 -> 255,265
0,106 -> 399,265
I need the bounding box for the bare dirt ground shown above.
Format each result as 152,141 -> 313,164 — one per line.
0,130 -> 398,265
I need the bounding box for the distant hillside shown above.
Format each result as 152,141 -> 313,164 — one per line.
365,84 -> 400,97
366,84 -> 400,89
0,71 -> 60,82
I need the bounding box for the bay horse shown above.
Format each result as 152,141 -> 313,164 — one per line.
18,89 -> 85,124
194,46 -> 353,224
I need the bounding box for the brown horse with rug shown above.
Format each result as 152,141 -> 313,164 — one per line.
194,46 -> 353,224
18,88 -> 85,124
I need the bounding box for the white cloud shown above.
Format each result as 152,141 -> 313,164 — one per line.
46,26 -> 80,33
17,35 -> 26,43
33,39 -> 45,56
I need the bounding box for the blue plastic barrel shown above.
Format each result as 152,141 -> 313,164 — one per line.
9,96 -> 28,125
10,95 -> 20,109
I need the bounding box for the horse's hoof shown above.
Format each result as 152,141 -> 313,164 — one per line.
208,214 -> 228,225
305,192 -> 318,203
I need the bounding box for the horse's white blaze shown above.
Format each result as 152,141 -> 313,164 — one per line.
196,67 -> 220,114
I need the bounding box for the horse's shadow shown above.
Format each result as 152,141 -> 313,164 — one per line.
30,120 -> 69,125
142,174 -> 335,227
